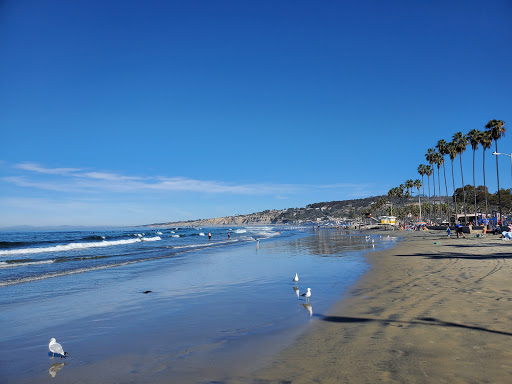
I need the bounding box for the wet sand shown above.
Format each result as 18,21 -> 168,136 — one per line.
246,230 -> 512,383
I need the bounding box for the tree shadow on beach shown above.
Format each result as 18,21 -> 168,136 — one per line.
320,315 -> 512,336
394,253 -> 512,260
441,243 -> 512,248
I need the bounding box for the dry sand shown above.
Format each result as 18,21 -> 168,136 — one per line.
244,230 -> 512,384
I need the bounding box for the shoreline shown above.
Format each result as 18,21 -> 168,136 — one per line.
245,229 -> 512,383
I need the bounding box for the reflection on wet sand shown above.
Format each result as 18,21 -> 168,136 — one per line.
302,303 -> 313,316
264,229 -> 398,258
49,362 -> 67,378
293,286 -> 300,298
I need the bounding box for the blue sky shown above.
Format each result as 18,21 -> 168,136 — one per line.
1,0 -> 511,227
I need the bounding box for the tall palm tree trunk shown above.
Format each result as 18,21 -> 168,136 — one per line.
483,149 -> 488,220
443,163 -> 449,223
437,167 -> 442,223
451,160 -> 457,224
418,191 -> 422,221
427,176 -> 431,223
459,156 -> 468,224
432,171 -> 436,220
473,149 -> 477,224
495,141 -> 502,223
421,175 -> 425,220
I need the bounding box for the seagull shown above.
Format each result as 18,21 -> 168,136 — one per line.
293,273 -> 299,283
301,288 -> 312,302
49,338 -> 69,359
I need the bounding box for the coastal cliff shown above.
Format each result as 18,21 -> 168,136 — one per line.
148,195 -> 390,227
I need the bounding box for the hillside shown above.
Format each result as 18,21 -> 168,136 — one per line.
148,195 -> 389,227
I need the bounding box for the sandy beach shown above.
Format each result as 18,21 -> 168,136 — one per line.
246,229 -> 512,384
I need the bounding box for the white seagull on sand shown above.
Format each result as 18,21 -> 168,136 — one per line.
301,287 -> 312,302
49,338 -> 69,358
293,273 -> 299,283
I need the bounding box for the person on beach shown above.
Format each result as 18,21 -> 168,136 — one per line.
456,224 -> 465,238
501,226 -> 512,239
208,232 -> 211,240
446,227 -> 451,237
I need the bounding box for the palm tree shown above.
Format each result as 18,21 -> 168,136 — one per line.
448,141 -> 458,222
418,164 -> 427,199
453,132 -> 468,224
467,129 -> 482,224
479,130 -> 493,220
425,165 -> 433,223
434,151 -> 444,222
436,139 -> 450,222
405,179 -> 414,197
426,148 -> 437,218
399,184 -> 406,201
485,119 -> 506,223
414,179 -> 422,221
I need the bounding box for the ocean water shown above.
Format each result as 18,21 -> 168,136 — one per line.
0,226 -> 272,287
0,226 -> 398,383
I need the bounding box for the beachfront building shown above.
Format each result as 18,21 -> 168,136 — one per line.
452,213 -> 486,225
380,216 -> 396,225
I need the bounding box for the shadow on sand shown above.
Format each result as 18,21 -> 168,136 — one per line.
320,315 -> 512,336
394,252 -> 512,260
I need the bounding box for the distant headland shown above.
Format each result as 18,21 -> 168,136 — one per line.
147,196 -> 387,227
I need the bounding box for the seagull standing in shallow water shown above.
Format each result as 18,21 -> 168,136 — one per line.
49,338 -> 69,359
301,288 -> 312,302
293,273 -> 299,283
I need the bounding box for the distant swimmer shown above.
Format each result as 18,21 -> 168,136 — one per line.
208,232 -> 211,240
227,232 -> 230,239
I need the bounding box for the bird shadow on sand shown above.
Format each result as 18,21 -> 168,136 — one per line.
320,315 -> 512,336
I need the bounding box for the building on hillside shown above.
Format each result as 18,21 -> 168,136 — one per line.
380,216 -> 397,225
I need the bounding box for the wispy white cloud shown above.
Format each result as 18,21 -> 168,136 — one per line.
4,162 -> 302,195
80,172 -> 145,181
3,162 -> 379,197
14,162 -> 82,175
3,176 -> 75,192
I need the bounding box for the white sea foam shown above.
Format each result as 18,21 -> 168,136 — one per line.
172,235 -> 180,238
0,237 -> 161,256
0,261 -> 140,287
141,236 -> 161,242
172,239 -> 238,250
0,260 -> 55,268
237,226 -> 279,239
199,233 -> 205,236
